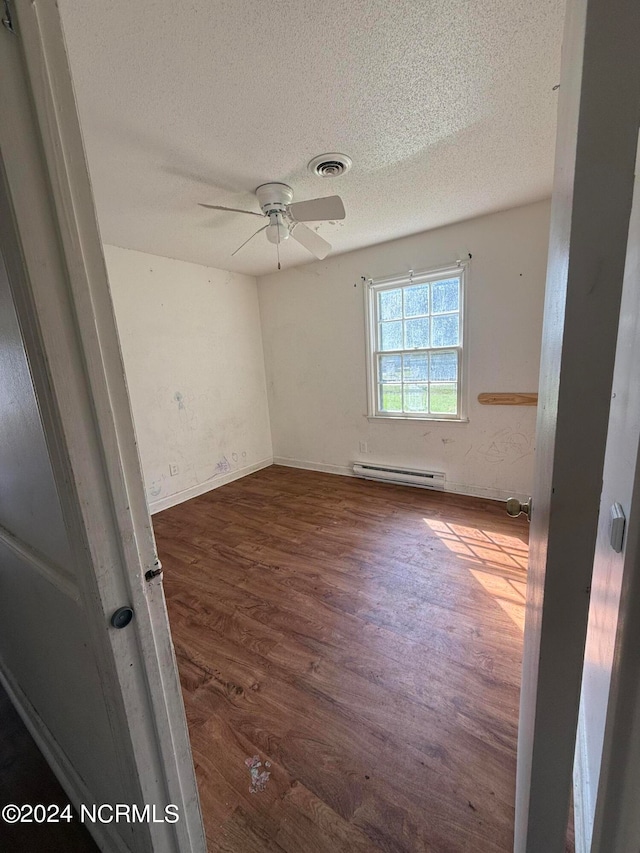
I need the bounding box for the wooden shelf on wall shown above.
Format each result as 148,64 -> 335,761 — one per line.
478,392 -> 538,406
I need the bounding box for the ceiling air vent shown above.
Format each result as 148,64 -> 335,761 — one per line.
308,153 -> 352,178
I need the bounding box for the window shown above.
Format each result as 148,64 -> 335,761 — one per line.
365,264 -> 466,420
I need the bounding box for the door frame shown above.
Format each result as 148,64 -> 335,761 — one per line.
0,3 -> 205,851
515,0 -> 640,849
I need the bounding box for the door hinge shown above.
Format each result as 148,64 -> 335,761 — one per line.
2,0 -> 15,34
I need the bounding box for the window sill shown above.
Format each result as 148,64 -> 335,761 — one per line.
367,414 -> 469,424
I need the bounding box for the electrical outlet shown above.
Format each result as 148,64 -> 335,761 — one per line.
359,441 -> 368,453
169,463 -> 179,477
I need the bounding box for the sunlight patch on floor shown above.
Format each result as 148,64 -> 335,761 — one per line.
469,569 -> 526,631
423,517 -> 528,630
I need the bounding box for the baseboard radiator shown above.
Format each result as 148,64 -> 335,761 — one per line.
352,463 -> 445,490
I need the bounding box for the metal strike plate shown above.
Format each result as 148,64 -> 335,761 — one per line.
145,557 -> 163,582
609,502 -> 625,553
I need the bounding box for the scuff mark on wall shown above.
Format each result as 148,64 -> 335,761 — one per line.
214,456 -> 232,475
474,427 -> 533,464
171,388 -> 198,432
199,451 -> 245,485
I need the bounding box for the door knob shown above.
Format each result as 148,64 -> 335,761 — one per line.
110,606 -> 134,629
506,496 -> 532,522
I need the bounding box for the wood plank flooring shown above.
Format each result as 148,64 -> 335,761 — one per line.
155,465 -> 542,853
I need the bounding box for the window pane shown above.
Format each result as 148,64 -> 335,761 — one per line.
430,383 -> 457,414
431,314 -> 459,347
404,284 -> 429,317
404,317 -> 429,349
379,321 -> 403,351
378,289 -> 402,321
404,384 -> 428,413
403,353 -> 428,381
430,350 -> 458,381
379,384 -> 402,412
432,278 -> 460,314
379,354 -> 402,383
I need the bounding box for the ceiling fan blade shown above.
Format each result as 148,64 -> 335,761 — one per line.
290,223 -> 332,260
231,224 -> 268,257
288,195 -> 345,222
199,203 -> 264,218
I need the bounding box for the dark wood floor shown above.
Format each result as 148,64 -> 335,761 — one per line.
155,465 -> 536,853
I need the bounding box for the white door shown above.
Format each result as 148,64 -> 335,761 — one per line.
515,0 -> 640,850
0,3 -> 205,852
576,134 -> 640,853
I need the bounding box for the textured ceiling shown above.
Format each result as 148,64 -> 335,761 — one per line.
59,0 -> 565,276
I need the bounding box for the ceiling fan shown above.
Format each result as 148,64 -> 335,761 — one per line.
199,182 -> 345,268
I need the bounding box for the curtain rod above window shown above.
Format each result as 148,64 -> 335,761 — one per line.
367,259 -> 469,288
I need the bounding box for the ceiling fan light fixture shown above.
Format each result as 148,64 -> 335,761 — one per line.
265,212 -> 290,244
308,153 -> 352,178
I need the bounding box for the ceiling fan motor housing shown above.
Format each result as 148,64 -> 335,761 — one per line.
255,182 -> 294,214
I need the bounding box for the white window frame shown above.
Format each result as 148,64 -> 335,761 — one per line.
364,262 -> 469,422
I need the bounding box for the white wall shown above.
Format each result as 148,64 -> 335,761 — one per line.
105,245 -> 273,512
258,200 -> 550,500
575,141 -> 640,852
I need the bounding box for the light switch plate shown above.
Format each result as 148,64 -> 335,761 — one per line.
609,502 -> 626,553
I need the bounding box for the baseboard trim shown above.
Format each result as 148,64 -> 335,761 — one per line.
444,480 -> 527,503
149,457 -> 273,514
273,457 -> 524,503
0,659 -> 132,853
573,707 -> 592,853
273,457 -> 353,478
